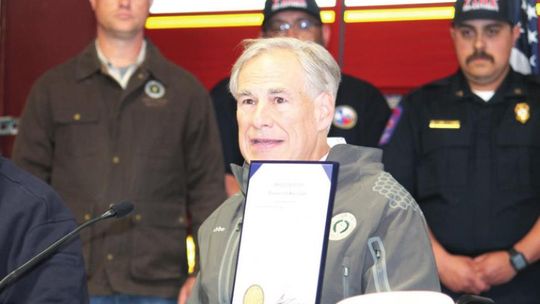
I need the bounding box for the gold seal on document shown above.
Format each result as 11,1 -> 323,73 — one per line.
243,284 -> 264,304
514,102 -> 530,124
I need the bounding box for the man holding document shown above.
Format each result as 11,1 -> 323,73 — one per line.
187,37 -> 440,304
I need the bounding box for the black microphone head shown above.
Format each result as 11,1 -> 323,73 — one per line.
110,201 -> 134,218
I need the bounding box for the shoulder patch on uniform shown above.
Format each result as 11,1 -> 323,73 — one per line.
329,212 -> 357,241
372,172 -> 420,213
333,105 -> 357,129
378,104 -> 403,146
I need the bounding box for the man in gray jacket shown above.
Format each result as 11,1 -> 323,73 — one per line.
187,37 -> 440,304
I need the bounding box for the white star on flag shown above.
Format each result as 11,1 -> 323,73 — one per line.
510,0 -> 539,74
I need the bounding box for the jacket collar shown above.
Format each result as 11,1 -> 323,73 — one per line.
231,163 -> 249,196
451,68 -> 526,102
74,39 -> 170,85
231,144 -> 383,195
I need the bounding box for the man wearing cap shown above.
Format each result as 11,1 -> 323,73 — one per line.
212,0 -> 391,196
12,0 -> 226,303
381,0 -> 540,302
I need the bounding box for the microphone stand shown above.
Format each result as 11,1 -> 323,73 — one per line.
0,202 -> 133,292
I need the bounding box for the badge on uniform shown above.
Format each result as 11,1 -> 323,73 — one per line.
514,102 -> 530,124
144,80 -> 166,99
333,105 -> 357,129
429,120 -> 461,129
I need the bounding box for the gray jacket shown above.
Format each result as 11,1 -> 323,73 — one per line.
189,144 -> 440,304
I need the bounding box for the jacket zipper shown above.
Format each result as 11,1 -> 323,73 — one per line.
342,256 -> 351,298
367,236 -> 391,292
218,218 -> 242,304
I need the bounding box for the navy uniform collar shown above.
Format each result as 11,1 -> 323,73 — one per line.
450,68 -> 527,103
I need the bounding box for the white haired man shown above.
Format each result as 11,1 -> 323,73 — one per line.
187,37 -> 440,304
211,0 -> 391,196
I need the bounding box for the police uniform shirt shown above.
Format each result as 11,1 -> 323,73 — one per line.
381,69 -> 540,303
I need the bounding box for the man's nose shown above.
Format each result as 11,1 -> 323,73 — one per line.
473,34 -> 486,51
119,0 -> 131,8
252,102 -> 273,129
283,28 -> 301,39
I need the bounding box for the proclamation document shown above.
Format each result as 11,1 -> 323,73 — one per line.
232,161 -> 339,304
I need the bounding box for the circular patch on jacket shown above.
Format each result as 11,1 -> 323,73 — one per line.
329,212 -> 357,241
144,80 -> 166,99
333,105 -> 357,129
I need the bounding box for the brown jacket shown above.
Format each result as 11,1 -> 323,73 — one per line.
13,41 -> 226,298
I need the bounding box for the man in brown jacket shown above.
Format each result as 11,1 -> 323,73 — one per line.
12,0 -> 226,303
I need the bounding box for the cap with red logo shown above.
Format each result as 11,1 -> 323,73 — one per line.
453,0 -> 517,25
262,0 -> 322,29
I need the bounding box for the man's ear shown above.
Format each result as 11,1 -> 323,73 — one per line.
512,24 -> 521,44
314,92 -> 335,132
89,0 -> 96,11
449,27 -> 457,42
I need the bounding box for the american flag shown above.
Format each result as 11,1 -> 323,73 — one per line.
510,0 -> 539,74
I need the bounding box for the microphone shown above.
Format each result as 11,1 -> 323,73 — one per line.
0,201 -> 134,292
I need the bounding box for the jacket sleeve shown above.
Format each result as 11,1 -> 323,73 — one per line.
183,85 -> 227,270
12,78 -> 55,183
186,218 -> 212,304
362,175 -> 440,293
1,181 -> 88,303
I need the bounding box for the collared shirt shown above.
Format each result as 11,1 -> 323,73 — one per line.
382,69 -> 540,303
321,137 -> 347,160
472,89 -> 495,102
95,40 -> 147,89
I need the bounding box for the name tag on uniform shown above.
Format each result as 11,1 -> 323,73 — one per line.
429,120 -> 461,129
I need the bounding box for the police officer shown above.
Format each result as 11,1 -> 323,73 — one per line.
212,0 -> 391,195
382,0 -> 540,303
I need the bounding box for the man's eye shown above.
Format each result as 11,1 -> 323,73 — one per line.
460,29 -> 474,38
485,28 -> 500,37
268,22 -> 291,32
278,23 -> 291,31
298,19 -> 313,30
241,98 -> 255,105
274,97 -> 286,104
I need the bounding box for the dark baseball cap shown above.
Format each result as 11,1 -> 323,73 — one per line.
262,0 -> 322,29
453,0 -> 517,25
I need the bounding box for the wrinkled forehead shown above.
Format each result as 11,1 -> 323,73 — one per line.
236,50 -> 307,97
